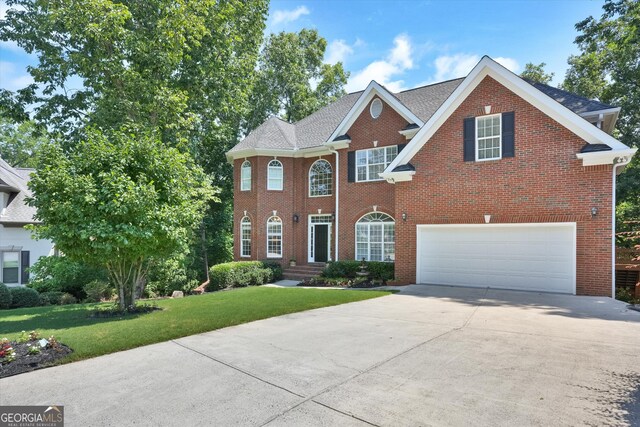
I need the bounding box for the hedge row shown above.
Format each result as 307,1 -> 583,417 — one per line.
0,282 -> 80,309
207,261 -> 283,291
322,261 -> 394,281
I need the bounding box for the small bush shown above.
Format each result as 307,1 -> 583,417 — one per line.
367,262 -> 395,282
0,283 -> 11,309
322,261 -> 362,279
28,256 -> 108,300
261,261 -> 283,281
208,261 -> 273,291
145,256 -> 199,298
40,291 -> 65,305
83,280 -> 114,303
60,293 -> 77,305
9,287 -> 41,308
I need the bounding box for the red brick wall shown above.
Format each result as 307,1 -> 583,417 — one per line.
394,76 -> 613,295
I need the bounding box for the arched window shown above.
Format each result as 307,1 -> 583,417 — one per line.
240,216 -> 251,257
267,160 -> 283,190
240,161 -> 251,191
309,159 -> 332,197
355,212 -> 395,262
266,216 -> 283,258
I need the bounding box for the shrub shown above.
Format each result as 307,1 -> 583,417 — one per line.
208,261 -> 273,291
367,262 -> 395,282
322,261 -> 363,279
40,291 -> 65,305
83,280 -> 114,303
9,287 -> 41,308
60,293 -> 77,305
0,283 -> 11,309
145,256 -> 200,298
28,256 -> 108,300
261,261 -> 283,281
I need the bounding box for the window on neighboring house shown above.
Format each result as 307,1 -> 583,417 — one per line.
356,146 -> 398,182
240,216 -> 251,257
267,160 -> 283,190
1,252 -> 19,284
355,212 -> 395,262
476,114 -> 502,161
309,159 -> 332,197
240,160 -> 251,191
266,216 -> 282,258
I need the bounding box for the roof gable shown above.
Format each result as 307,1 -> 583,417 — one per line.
384,56 -> 635,179
325,81 -> 423,145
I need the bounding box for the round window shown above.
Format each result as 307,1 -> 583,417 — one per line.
370,98 -> 383,119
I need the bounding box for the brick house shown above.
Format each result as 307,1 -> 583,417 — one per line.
227,56 -> 636,297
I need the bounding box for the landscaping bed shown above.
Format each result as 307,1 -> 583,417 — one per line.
299,277 -> 386,289
1,333 -> 72,378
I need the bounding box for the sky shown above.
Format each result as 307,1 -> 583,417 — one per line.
0,0 -> 606,97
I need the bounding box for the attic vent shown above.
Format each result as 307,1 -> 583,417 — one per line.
370,98 -> 383,119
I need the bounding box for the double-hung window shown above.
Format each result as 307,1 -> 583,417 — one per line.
240,217 -> 251,257
355,213 -> 395,262
266,216 -> 282,258
356,146 -> 398,182
267,160 -> 283,190
1,252 -> 19,284
476,114 -> 502,161
240,161 -> 251,191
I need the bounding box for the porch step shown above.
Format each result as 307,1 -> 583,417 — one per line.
282,263 -> 325,281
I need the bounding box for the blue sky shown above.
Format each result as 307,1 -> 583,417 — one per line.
0,0 -> 605,96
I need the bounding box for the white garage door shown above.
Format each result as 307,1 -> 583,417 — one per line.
416,223 -> 576,294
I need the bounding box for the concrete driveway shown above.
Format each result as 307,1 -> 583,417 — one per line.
2,285 -> 640,426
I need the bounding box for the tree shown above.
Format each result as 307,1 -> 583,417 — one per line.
0,0 -> 268,275
561,0 -> 640,230
247,29 -> 349,129
0,117 -> 48,168
520,62 -> 555,84
27,129 -> 216,310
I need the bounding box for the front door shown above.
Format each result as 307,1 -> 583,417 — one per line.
314,224 -> 329,263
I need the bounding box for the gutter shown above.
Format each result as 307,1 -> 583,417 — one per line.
329,148 -> 339,261
612,155 -> 633,299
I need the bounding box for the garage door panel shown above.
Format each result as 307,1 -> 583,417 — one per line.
417,224 -> 576,294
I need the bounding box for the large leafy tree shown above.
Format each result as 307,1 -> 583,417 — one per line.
0,0 -> 268,275
247,28 -> 349,129
520,62 -> 554,84
0,117 -> 48,168
561,0 -> 640,229
28,129 -> 215,310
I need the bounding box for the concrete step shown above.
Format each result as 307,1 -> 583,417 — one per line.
282,273 -> 316,281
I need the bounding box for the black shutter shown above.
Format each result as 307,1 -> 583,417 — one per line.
502,111 -> 515,158
20,251 -> 29,284
398,143 -> 407,152
347,151 -> 355,182
463,117 -> 475,162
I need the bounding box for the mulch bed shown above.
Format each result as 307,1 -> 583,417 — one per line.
298,278 -> 385,289
0,341 -> 73,379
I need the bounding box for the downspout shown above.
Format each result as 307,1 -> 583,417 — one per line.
612,155 -> 632,298
329,148 -> 339,261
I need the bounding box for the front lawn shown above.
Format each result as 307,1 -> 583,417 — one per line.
0,287 -> 389,364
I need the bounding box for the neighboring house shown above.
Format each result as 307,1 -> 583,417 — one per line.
227,56 -> 636,297
0,157 -> 54,286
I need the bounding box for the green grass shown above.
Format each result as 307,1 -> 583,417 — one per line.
0,287 -> 389,363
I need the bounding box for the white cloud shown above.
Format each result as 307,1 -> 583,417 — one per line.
325,39 -> 354,65
346,34 -> 414,93
271,5 -> 309,25
494,57 -> 520,73
430,53 -> 520,83
0,60 -> 33,91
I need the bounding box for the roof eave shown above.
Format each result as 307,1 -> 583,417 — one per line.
575,147 -> 636,167
379,170 -> 415,184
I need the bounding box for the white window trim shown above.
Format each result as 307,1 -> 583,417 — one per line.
240,216 -> 251,258
0,251 -> 21,285
266,216 -> 283,258
355,146 -> 398,182
267,160 -> 283,191
354,213 -> 395,262
307,214 -> 333,263
475,113 -> 502,162
309,159 -> 333,198
240,160 -> 251,191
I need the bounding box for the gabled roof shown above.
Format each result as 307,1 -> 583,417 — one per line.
523,79 -> 616,115
0,157 -> 38,225
382,56 -> 635,180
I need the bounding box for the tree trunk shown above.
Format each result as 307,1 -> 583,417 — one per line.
108,258 -> 147,311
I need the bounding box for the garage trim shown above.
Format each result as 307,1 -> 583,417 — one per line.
416,222 -> 577,294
